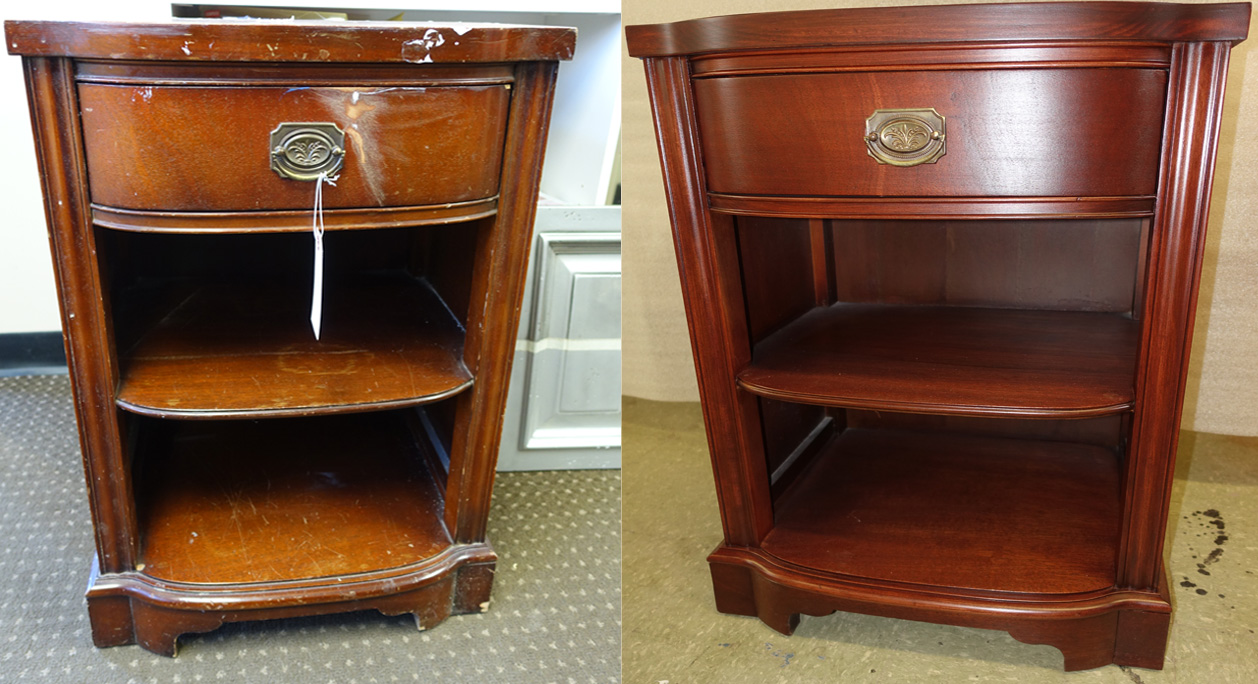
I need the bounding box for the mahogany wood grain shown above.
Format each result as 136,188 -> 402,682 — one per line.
78,83 -> 509,211
115,274 -> 471,419
735,216 -> 815,344
22,56 -> 139,573
691,42 -> 1173,76
75,60 -> 516,86
442,61 -> 558,545
625,2 -> 1250,57
629,3 -> 1247,668
827,219 -> 1144,312
91,198 -> 498,233
641,56 -> 775,548
7,20 -> 575,63
693,69 -> 1166,198
765,428 -> 1120,594
136,411 -> 450,583
740,304 -> 1138,418
707,194 -> 1156,220
1122,40 -> 1234,589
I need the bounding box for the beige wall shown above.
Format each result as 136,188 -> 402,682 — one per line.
621,0 -> 1258,436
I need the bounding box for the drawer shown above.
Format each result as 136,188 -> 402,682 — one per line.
692,69 -> 1166,198
77,83 -> 510,211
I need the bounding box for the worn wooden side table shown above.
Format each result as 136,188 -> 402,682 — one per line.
7,19 -> 572,655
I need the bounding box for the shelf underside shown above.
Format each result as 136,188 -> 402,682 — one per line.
739,304 -> 1137,417
764,428 -> 1121,595
117,273 -> 471,418
137,411 -> 451,584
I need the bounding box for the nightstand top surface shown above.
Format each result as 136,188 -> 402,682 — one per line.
6,19 -> 575,63
626,1 -> 1250,57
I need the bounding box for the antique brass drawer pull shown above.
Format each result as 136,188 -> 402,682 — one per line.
864,108 -> 946,167
269,122 -> 346,181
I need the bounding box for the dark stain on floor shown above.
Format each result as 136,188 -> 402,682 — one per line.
1179,509 -> 1229,598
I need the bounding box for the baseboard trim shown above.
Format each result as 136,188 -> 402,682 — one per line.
0,331 -> 68,375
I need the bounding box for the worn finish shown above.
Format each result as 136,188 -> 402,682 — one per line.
628,1 -> 1248,672
79,82 -> 510,211
6,20 -> 575,63
10,20 -> 569,656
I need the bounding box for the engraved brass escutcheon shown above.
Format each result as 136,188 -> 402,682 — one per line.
269,122 -> 346,181
864,108 -> 946,167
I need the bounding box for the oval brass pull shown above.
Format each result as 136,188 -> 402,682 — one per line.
269,122 -> 346,181
864,108 -> 946,167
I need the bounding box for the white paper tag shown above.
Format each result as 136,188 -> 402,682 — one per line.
310,172 -> 337,340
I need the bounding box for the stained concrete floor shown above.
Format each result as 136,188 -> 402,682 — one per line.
623,397 -> 1258,683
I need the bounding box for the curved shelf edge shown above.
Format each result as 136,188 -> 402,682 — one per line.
735,379 -> 1134,419
89,543 -> 496,611
711,545 -> 1168,618
708,193 -> 1157,220
92,197 -> 498,233
117,378 -> 475,420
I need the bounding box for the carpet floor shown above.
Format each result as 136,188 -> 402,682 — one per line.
0,374 -> 620,683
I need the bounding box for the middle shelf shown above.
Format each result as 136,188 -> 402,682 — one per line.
738,304 -> 1138,418
100,223 -> 480,419
116,273 -> 472,418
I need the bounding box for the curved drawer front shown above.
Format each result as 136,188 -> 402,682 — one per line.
693,68 -> 1166,198
78,84 -> 510,211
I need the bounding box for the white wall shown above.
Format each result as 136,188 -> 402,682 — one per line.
2,2 -> 175,334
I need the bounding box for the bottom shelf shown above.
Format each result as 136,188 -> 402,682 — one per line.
764,428 -> 1121,595
136,411 -> 451,584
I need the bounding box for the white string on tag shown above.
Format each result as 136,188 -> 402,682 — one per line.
310,171 -> 338,340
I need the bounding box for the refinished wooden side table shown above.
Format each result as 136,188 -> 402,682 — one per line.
627,1 -> 1248,671
7,19 -> 573,655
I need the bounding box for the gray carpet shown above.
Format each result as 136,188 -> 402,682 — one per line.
0,374 -> 620,683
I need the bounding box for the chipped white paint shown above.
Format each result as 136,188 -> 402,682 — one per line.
401,28 -> 446,64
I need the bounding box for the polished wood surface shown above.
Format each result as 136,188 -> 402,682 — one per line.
11,19 -> 569,655
765,429 -> 1120,594
79,83 -> 509,211
629,1 -> 1248,672
7,20 -> 575,62
116,274 -> 471,418
138,412 -> 451,583
626,2 -> 1249,56
694,69 -> 1165,198
741,304 -> 1138,418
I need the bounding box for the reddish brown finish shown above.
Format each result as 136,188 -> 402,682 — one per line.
740,305 -> 1138,418
694,69 -> 1166,198
79,83 -> 509,211
7,20 -> 575,62
91,198 -> 498,233
625,2 -> 1249,56
708,193 -> 1156,220
11,20 -> 568,656
691,42 -> 1173,75
116,275 -> 472,419
629,2 -> 1247,672
766,429 -> 1121,593
1122,40 -> 1234,590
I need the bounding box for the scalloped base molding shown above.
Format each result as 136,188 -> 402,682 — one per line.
84,545 -> 496,656
707,546 -> 1171,671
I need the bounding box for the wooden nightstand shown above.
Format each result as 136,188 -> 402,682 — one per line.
7,19 -> 572,656
627,1 -> 1248,671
